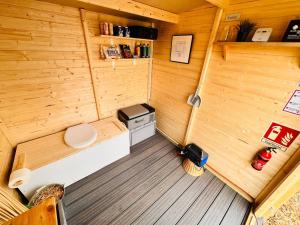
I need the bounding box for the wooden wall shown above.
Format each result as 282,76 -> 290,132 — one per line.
0,0 -> 152,192
85,11 -> 151,118
151,3 -> 217,143
0,0 -> 151,145
0,0 -> 99,146
152,0 -> 300,199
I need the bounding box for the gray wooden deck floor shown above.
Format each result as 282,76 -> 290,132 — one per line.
63,133 -> 250,225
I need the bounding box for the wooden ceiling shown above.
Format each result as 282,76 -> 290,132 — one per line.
134,0 -> 208,13
38,0 -> 227,23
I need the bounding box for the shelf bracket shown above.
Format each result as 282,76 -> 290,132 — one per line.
222,45 -> 229,60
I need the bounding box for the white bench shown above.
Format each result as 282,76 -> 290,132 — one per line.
10,117 -> 129,199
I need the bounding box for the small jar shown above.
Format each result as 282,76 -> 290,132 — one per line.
114,26 -> 123,37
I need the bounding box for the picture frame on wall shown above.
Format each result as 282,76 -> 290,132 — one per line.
170,34 -> 193,64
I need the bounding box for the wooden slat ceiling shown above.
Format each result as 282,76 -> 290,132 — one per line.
135,0 -> 208,13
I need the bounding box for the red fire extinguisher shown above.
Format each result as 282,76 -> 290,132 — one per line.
252,147 -> 277,171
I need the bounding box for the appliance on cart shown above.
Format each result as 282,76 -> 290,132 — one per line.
118,103 -> 156,146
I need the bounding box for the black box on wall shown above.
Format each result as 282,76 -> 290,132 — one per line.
129,26 -> 158,40
282,20 -> 300,42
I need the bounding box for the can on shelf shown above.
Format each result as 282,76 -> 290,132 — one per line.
103,22 -> 109,35
109,23 -> 114,36
99,22 -> 104,35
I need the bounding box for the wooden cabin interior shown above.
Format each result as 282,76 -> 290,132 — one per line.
0,0 -> 299,224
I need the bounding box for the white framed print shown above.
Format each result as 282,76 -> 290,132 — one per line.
170,34 -> 193,64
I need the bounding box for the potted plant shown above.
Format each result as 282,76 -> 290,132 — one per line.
236,19 -> 256,42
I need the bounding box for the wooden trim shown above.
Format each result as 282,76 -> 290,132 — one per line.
205,164 -> 253,202
99,35 -> 154,42
183,8 -> 223,145
205,0 -> 229,8
216,41 -> 300,48
81,0 -> 178,23
255,160 -> 300,220
43,0 -> 179,23
245,208 -> 256,225
255,146 -> 300,206
80,8 -> 101,119
156,128 -> 180,147
147,42 -> 154,103
0,124 -> 14,146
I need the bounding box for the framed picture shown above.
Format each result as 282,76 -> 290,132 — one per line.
170,34 -> 193,64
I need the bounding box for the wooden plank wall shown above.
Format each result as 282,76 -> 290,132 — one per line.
189,0 -> 300,199
0,0 -> 151,144
152,0 -> 300,199
84,11 -> 151,118
0,0 -> 99,146
150,3 -> 217,144
0,0 -> 152,192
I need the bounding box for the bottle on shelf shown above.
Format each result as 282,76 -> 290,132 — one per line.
142,43 -> 147,58
140,43 -> 144,58
134,42 -> 141,58
146,44 -> 151,58
145,44 -> 149,58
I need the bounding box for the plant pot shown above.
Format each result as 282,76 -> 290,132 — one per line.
236,30 -> 251,42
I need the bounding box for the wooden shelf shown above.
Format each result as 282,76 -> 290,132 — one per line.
98,35 -> 154,42
216,41 -> 300,48
102,57 -> 152,61
215,42 -> 300,61
100,58 -> 152,68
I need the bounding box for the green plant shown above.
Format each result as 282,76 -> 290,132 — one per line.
236,19 -> 256,41
237,19 -> 256,33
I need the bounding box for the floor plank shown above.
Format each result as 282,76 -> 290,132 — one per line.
64,134 -> 168,205
150,172 -> 215,225
65,141 -> 173,213
63,133 -> 250,225
220,194 -> 250,225
89,160 -> 185,225
198,186 -> 237,225
128,174 -> 196,224
67,147 -> 177,224
168,177 -> 224,225
65,133 -> 165,194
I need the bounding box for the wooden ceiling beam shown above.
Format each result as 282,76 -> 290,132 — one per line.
205,0 -> 229,8
45,0 -> 179,23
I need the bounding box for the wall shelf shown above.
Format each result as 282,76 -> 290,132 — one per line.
102,58 -> 152,61
98,35 -> 154,42
215,42 -> 300,61
100,58 -> 152,69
